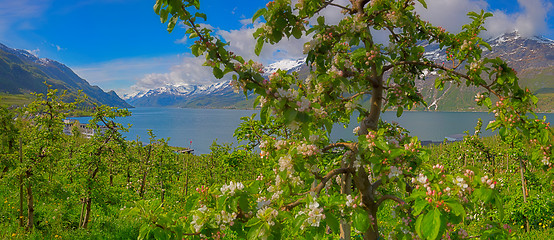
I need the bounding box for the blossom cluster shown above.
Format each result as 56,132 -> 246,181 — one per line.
214,210 -> 237,228
297,143 -> 321,156
480,175 -> 496,189
256,206 -> 279,226
388,166 -> 402,179
220,181 -> 244,196
191,205 -> 208,232
297,200 -> 325,229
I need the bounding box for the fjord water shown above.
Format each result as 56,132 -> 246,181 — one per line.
74,108 -> 553,155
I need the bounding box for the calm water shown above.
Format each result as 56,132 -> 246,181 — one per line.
73,108 -> 553,155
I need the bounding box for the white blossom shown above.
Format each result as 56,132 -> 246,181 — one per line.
257,207 -> 278,226
278,155 -> 293,172
220,181 -> 244,196
454,176 -> 468,190
303,201 -> 325,228
297,96 -> 311,112
416,173 -> 428,184
388,166 -> 402,179
215,210 -> 237,227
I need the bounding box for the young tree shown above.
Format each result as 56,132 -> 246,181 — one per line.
72,104 -> 130,228
17,87 -> 78,230
140,0 -> 553,239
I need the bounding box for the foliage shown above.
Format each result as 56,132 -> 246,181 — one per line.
146,0 -> 554,239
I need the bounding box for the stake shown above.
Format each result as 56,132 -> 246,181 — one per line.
18,138 -> 24,227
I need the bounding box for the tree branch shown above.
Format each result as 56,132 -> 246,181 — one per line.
382,60 -> 500,98
281,167 -> 354,211
323,142 -> 357,152
376,194 -> 406,206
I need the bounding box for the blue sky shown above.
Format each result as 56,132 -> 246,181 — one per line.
0,0 -> 552,97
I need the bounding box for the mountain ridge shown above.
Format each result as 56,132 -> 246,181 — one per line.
125,58 -> 307,108
128,32 -> 554,111
0,43 -> 132,108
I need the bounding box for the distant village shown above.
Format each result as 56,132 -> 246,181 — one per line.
63,119 -> 106,138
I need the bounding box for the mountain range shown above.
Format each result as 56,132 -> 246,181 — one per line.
1,31 -> 553,112
123,58 -> 307,108
417,31 -> 554,111
0,43 -> 131,108
124,32 -> 554,112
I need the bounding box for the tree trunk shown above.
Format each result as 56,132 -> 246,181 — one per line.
139,145 -> 152,198
519,158 -> 529,232
81,197 -> 92,229
25,170 -> 34,230
340,155 -> 352,240
184,156 -> 189,196
363,202 -> 379,240
360,76 -> 383,134
79,198 -> 85,227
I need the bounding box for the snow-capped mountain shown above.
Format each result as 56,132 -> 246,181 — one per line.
264,58 -> 306,74
422,31 -> 554,68
128,32 -> 554,110
126,58 -> 307,108
417,31 -> 554,111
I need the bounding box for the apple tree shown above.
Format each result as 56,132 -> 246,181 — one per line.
132,0 -> 553,239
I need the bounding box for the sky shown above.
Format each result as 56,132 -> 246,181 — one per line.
0,0 -> 553,97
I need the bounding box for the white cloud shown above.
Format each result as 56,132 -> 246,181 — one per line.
128,56 -> 219,93
415,0 -> 553,38
484,0 -> 553,38
216,20 -> 309,64
507,0 -> 551,37
72,55 -> 182,93
414,0 -> 489,33
124,0 -> 554,95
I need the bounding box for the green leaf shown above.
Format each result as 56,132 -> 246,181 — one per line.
255,38 -> 264,56
184,195 -> 199,211
324,120 -> 333,135
138,224 -> 151,240
484,97 -> 492,108
396,107 -> 403,117
412,199 -> 429,216
325,212 -> 340,233
352,208 -> 371,232
415,213 -> 424,238
252,8 -> 266,22
540,129 -> 549,145
191,44 -> 200,57
238,194 -> 249,212
247,222 -> 263,240
375,139 -> 389,151
531,95 -> 538,105
494,193 -> 504,221
317,16 -> 325,25
245,217 -> 261,227
417,0 -> 427,8
260,106 -> 269,124
195,12 -> 207,21
498,127 -> 507,140
167,15 -> 178,33
213,67 -> 224,79
444,199 -> 465,218
292,26 -> 302,39
284,108 -> 297,124
421,208 -> 442,240
496,76 -> 504,85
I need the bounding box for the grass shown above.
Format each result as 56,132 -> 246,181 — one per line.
0,93 -> 34,107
